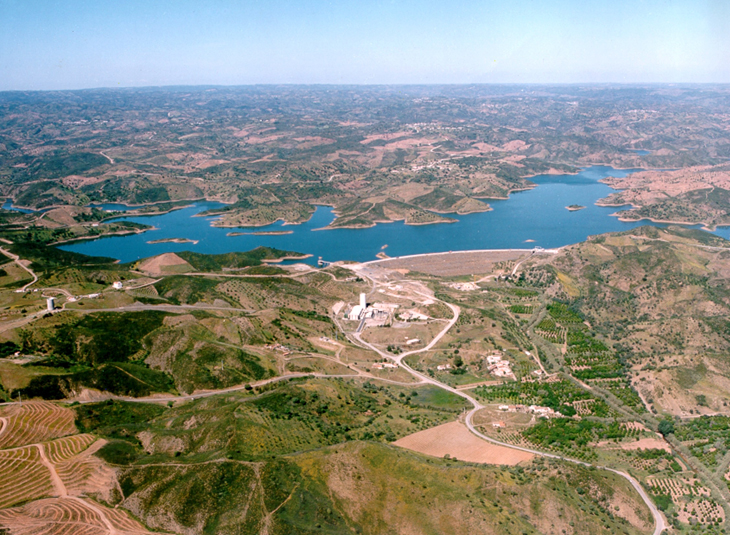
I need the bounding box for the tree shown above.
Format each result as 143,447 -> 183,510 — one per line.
658,419 -> 675,437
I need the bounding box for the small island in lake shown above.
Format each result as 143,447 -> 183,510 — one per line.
147,238 -> 199,244
566,205 -> 586,211
227,230 -> 294,236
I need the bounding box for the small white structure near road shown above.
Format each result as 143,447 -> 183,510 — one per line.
372,362 -> 398,370
497,404 -> 562,418
46,297 -> 55,311
112,281 -> 123,290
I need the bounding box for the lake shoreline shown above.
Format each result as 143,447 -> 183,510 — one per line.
227,230 -> 294,236
59,166 -> 729,265
147,238 -> 199,245
315,217 -> 459,231
50,227 -> 156,246
612,213 -> 718,231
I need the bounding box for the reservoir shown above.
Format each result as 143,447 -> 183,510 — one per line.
59,166 -> 716,264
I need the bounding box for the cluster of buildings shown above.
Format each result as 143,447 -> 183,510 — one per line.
498,404 -> 563,418
264,343 -> 292,356
486,353 -> 515,379
346,293 -> 395,323
347,293 -> 369,320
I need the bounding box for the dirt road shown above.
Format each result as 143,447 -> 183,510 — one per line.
351,259 -> 667,535
0,246 -> 38,290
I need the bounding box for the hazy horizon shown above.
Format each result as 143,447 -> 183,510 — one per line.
1,0 -> 729,91
5,82 -> 730,95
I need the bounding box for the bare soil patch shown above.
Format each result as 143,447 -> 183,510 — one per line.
619,437 -> 671,452
137,253 -> 193,275
394,420 -> 533,465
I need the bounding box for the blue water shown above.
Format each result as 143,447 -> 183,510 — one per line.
630,149 -> 651,156
55,166 -> 728,264
2,199 -> 42,214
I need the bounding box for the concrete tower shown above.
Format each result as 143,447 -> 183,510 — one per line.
359,293 -> 366,309
46,297 -> 55,311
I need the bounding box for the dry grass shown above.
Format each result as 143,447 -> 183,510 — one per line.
618,437 -> 671,452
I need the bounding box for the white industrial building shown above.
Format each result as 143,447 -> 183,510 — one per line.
348,293 -> 369,320
346,293 -> 399,327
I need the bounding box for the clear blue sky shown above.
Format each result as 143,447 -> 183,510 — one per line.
1,0 -> 728,90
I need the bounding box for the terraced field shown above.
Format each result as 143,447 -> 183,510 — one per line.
56,440 -> 116,500
0,402 -> 157,535
0,497 -> 158,535
43,434 -> 96,464
0,402 -> 76,448
0,445 -> 54,508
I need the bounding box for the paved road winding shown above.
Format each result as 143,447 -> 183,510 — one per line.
0,246 -> 38,290
0,249 -> 665,533
349,263 -> 667,535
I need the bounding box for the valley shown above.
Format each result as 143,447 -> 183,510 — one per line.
2,85 -> 730,534
0,223 -> 729,533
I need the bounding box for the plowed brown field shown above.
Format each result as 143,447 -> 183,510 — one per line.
394,421 -> 533,465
